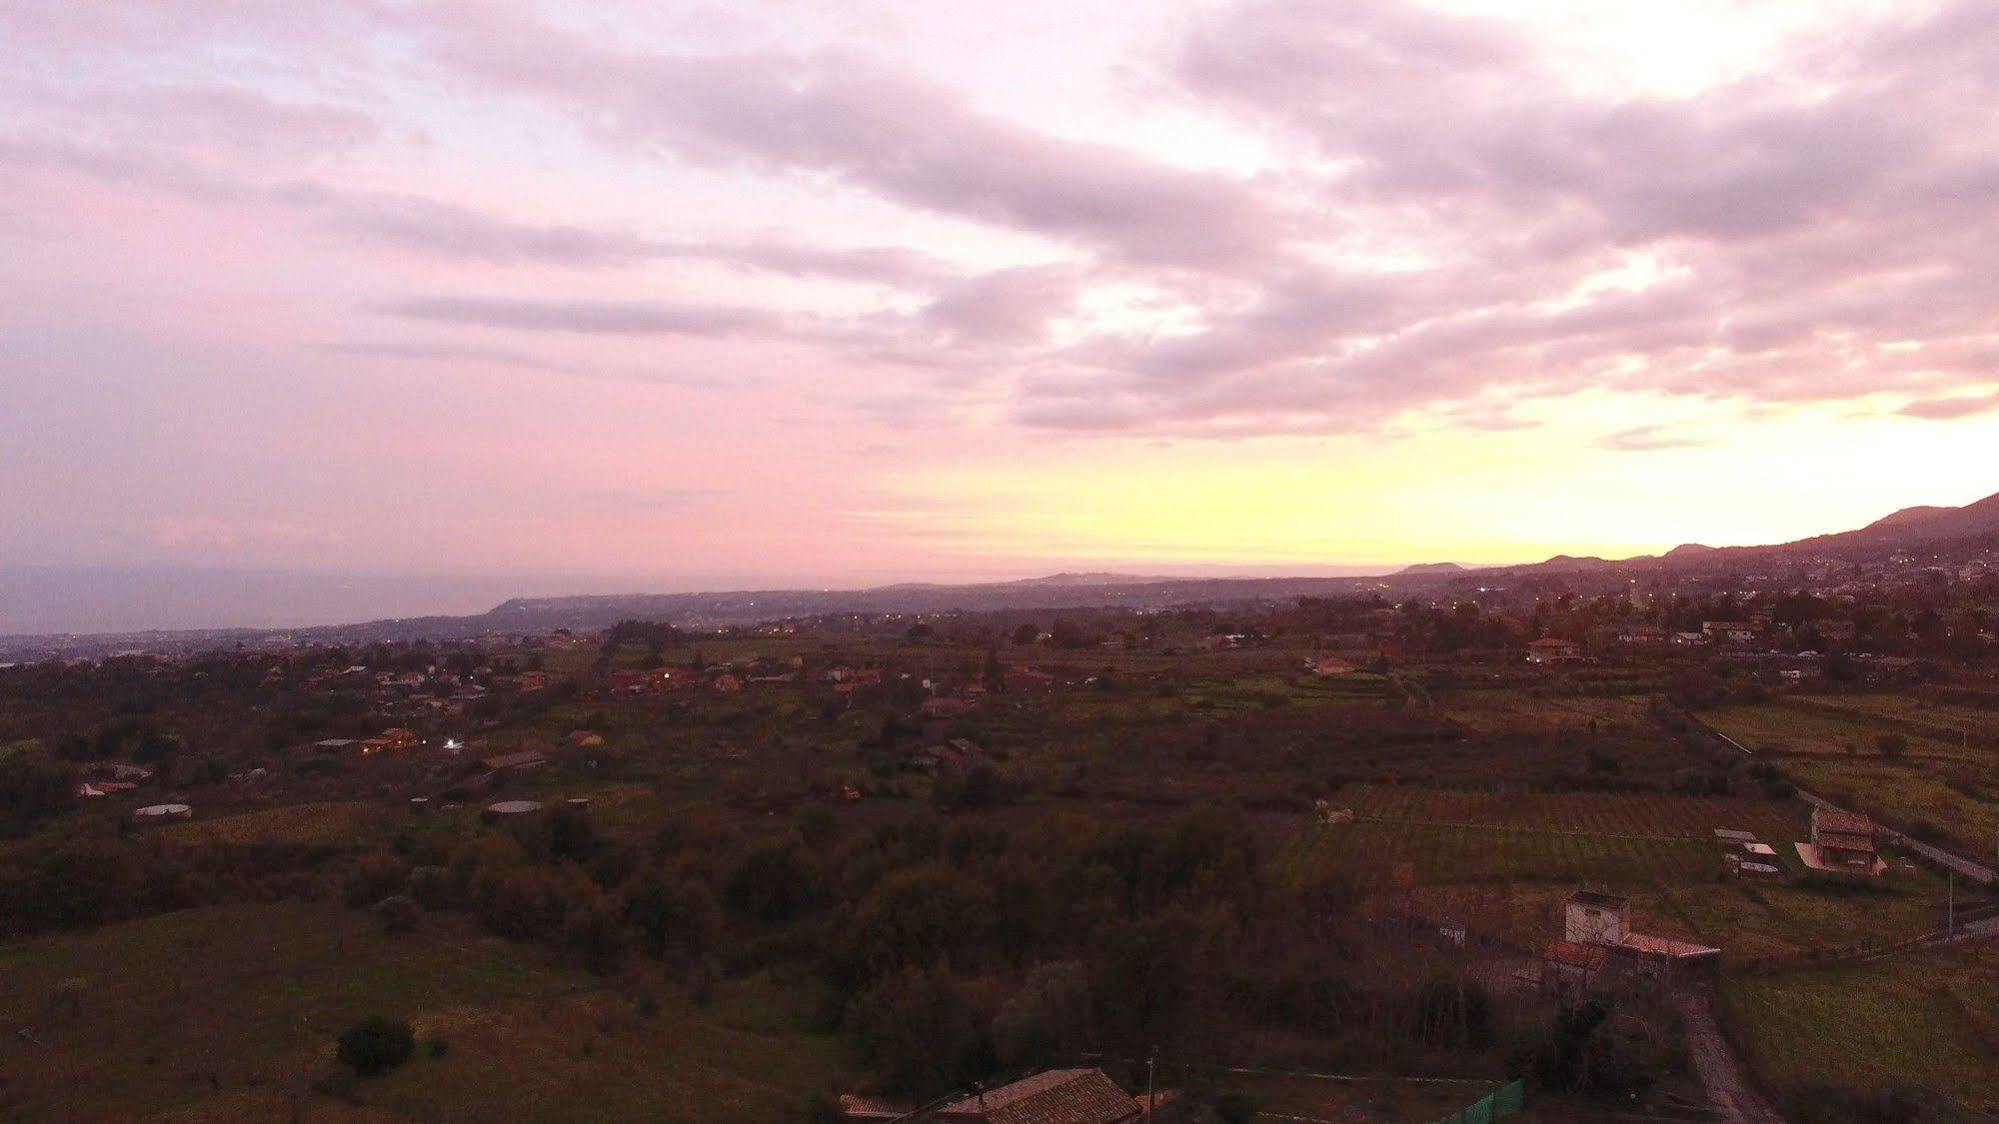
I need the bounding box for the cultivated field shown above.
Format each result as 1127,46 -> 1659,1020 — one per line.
1704,701 -> 1973,761
1436,691 -> 1658,737
1322,785 -> 1957,958
1335,784 -> 1808,844
1312,818 -> 1713,885
1722,944 -> 1999,1116
1706,699 -> 1999,853
1404,872 -> 1955,961
160,801 -> 388,848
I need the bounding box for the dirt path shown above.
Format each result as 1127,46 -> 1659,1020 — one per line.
1672,988 -> 1786,1124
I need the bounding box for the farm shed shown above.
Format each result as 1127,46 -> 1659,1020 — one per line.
132,803 -> 192,823
483,800 -> 543,821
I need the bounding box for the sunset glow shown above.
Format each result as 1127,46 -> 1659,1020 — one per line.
4,0 -> 1996,587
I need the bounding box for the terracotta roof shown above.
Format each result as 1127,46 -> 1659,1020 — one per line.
939,1069 -> 1141,1124
1813,807 -> 1874,836
838,1093 -> 913,1120
1544,940 -> 1609,970
1618,933 -> 1720,960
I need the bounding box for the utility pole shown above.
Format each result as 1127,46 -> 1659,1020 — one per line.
1145,1049 -> 1157,1118
1947,869 -> 1955,939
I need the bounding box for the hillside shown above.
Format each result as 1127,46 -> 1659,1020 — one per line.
5,488 -> 1995,656
1495,488 -> 1999,578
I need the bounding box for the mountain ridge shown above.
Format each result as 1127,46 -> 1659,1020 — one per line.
5,488 -> 1996,653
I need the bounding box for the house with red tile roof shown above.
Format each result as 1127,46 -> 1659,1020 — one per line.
1799,806 -> 1885,877
935,1069 -> 1144,1124
839,1069 -> 1152,1124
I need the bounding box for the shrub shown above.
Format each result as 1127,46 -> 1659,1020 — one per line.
846,964 -> 988,1099
373,894 -> 420,934
563,896 -> 631,975
337,1016 -> 415,1077
344,851 -> 409,908
404,865 -> 451,908
1214,1091 -> 1260,1124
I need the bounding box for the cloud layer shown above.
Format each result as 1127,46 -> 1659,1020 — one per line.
2,0 -> 1995,577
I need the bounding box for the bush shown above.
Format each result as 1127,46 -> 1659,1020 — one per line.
1412,972 -> 1493,1049
563,896 -> 631,975
1877,734 -> 1909,759
344,851 -> 409,908
846,964 -> 988,1099
373,894 -> 420,934
337,1016 -> 415,1076
404,865 -> 451,908
1214,1091 -> 1259,1124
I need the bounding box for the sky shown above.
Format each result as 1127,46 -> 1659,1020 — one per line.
4,0 -> 1999,594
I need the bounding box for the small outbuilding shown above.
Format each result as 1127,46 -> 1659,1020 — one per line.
481,750 -> 548,775
483,800 -> 543,821
132,803 -> 193,823
1527,638 -> 1583,664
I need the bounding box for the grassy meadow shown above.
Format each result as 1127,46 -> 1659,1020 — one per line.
0,902 -> 852,1122
1722,943 -> 1999,1116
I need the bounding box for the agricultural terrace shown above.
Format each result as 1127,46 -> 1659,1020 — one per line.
1704,697 -> 1999,854
1435,691 -> 1660,737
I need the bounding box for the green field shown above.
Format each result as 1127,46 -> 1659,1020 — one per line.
160,801 -> 389,848
0,903 -> 852,1122
1313,818 -> 1713,885
1706,699 -> 1999,853
1704,701 -> 1974,761
1336,784 -> 1806,843
1437,692 -> 1658,737
1722,944 -> 1999,1115
1318,786 -> 1954,958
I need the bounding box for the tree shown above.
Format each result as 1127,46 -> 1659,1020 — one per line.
1412,972 -> 1492,1048
992,961 -> 1095,1067
563,896 -> 631,975
1049,617 -> 1093,649
623,871 -> 720,959
1877,733 -> 1909,759
725,833 -> 824,921
1011,623 -> 1040,646
1214,1092 -> 1260,1124
847,965 -> 988,1099
337,1016 -> 415,1076
0,746 -> 74,836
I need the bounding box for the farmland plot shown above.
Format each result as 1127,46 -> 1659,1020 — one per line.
1333,785 -> 1806,845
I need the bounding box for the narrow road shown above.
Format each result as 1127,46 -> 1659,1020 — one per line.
1687,712 -> 1997,885
1672,988 -> 1786,1124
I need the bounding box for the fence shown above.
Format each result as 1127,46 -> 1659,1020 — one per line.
1429,1079 -> 1525,1124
